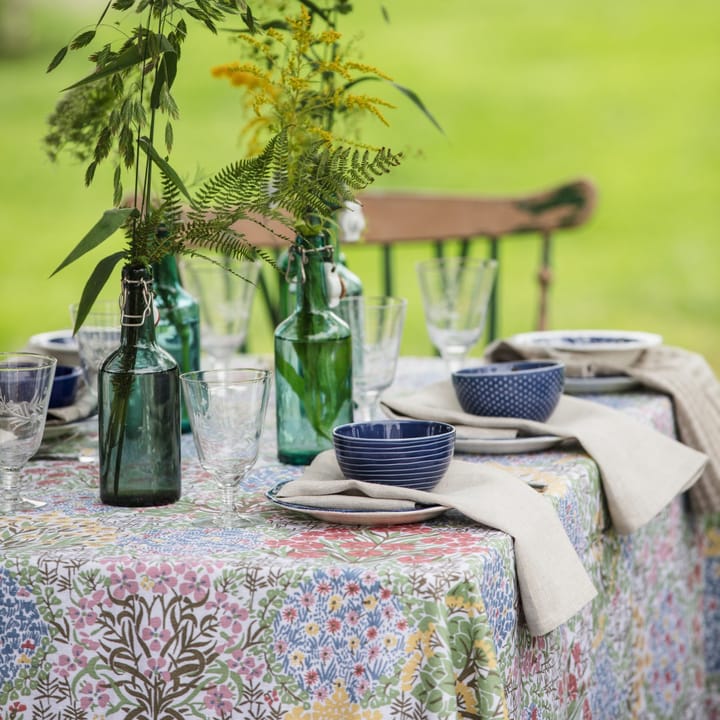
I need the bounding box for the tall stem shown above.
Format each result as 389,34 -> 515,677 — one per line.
0,468 -> 20,511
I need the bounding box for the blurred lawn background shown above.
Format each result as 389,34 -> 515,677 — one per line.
1,0 -> 718,369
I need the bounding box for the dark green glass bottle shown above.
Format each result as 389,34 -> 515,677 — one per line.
98,264 -> 181,506
274,235 -> 353,465
151,253 -> 200,433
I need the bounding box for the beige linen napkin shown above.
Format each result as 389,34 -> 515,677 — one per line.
278,450 -> 597,636
487,340 -> 720,513
381,380 -> 707,535
45,384 -> 97,425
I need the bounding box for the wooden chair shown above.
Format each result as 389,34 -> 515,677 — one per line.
356,178 -> 597,340
238,177 -> 597,341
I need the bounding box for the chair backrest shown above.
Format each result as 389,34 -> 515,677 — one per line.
357,178 -> 597,340
234,177 -> 597,341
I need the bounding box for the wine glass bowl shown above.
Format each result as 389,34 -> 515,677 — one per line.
181,368 -> 271,528
416,257 -> 497,373
69,300 -> 122,396
335,295 -> 407,421
0,353 -> 57,512
179,256 -> 260,369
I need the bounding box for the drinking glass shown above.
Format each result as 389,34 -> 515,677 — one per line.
335,295 -> 407,422
0,353 -> 57,512
416,257 -> 497,373
181,368 -> 270,528
69,300 -> 122,396
179,256 -> 260,369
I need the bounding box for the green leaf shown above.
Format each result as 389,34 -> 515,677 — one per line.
62,44 -> 144,91
51,208 -> 135,277
150,51 -> 178,109
113,166 -> 123,206
71,252 -> 126,334
62,35 -> 173,91
391,82 -> 444,133
46,45 -> 68,73
165,121 -> 174,152
241,5 -> 255,31
70,30 -> 96,50
139,137 -> 194,205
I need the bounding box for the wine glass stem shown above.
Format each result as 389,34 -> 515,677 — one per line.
441,349 -> 468,374
0,468 -> 21,512
219,484 -> 237,527
355,391 -> 383,422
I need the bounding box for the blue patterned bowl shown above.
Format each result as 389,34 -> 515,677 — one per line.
332,420 -> 455,490
451,361 -> 564,421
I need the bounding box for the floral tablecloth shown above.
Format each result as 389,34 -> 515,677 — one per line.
0,358 -> 717,719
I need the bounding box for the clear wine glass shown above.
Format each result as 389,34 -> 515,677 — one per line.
416,256 -> 497,373
335,295 -> 407,421
179,256 -> 260,369
69,299 -> 122,396
0,353 -> 57,512
181,368 -> 270,528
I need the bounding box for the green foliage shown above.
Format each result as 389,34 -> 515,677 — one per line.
212,1 -> 417,234
44,1 -> 258,323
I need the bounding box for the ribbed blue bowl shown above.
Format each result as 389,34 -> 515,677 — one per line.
332,420 -> 455,490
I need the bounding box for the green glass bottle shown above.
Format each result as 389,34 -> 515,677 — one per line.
276,223 -> 363,321
274,235 -> 353,465
98,264 -> 181,506
151,253 -> 200,433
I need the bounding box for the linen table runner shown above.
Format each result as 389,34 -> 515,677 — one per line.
381,380 -> 707,535
278,451 -> 598,637
487,341 -> 720,513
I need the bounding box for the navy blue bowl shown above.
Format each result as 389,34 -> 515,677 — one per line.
49,365 -> 82,408
451,361 -> 564,421
332,420 -> 455,490
334,420 -> 454,442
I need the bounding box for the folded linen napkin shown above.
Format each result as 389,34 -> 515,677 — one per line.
486,340 -> 720,513
45,384 -> 97,426
381,380 -> 707,535
278,450 -> 597,636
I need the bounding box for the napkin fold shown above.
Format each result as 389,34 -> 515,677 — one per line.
381,380 -> 707,535
279,451 -> 597,636
45,384 -> 97,426
487,340 -> 720,513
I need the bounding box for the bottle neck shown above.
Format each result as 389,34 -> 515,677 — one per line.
151,253 -> 181,288
120,265 -> 157,347
292,235 -> 334,314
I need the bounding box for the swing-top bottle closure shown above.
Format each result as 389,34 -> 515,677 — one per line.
286,243 -> 344,307
120,276 -> 154,327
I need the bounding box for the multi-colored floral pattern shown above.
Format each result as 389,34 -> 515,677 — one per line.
0,358 -> 714,719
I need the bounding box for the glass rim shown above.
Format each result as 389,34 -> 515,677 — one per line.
0,352 -> 58,370
180,368 -> 270,384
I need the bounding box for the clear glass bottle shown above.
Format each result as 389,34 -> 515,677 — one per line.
152,253 -> 200,433
274,235 -> 353,465
98,264 -> 181,506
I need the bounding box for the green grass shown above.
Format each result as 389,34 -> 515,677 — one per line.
2,0 -> 719,370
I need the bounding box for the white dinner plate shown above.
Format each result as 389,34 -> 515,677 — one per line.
510,329 -> 662,353
42,420 -> 86,440
563,375 -> 640,395
266,484 -> 447,525
455,434 -> 565,455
